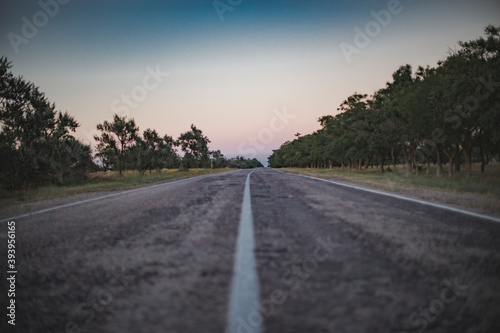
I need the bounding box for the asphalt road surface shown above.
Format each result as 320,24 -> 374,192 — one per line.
1,168 -> 500,333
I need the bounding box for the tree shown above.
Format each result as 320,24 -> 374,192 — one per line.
227,156 -> 263,169
271,27 -> 500,178
94,114 -> 139,175
176,124 -> 211,169
0,57 -> 92,188
453,25 -> 500,176
209,150 -> 228,168
135,129 -> 178,173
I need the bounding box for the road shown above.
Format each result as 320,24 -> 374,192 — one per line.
1,168 -> 500,333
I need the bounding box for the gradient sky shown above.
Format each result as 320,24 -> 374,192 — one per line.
1,0 -> 499,164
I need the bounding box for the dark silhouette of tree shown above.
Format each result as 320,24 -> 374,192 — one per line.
209,150 -> 228,168
0,57 -> 93,188
227,156 -> 263,169
269,26 -> 500,178
135,129 -> 178,173
94,114 -> 139,175
176,124 -> 211,170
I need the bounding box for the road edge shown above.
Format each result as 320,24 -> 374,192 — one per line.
273,169 -> 500,224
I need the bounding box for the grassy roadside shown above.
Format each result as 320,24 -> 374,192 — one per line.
0,168 -> 231,210
279,163 -> 500,216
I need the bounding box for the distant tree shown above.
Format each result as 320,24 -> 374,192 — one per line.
157,134 -> 179,169
135,129 -> 178,173
94,114 -> 139,175
176,124 -> 211,169
248,158 -> 264,168
209,149 -> 228,168
227,156 -> 263,169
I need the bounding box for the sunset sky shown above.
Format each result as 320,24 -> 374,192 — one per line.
1,0 -> 499,164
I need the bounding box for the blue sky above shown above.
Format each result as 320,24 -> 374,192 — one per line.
1,0 -> 499,164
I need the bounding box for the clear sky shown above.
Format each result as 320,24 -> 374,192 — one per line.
1,0 -> 499,164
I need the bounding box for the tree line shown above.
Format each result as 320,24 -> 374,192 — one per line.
0,57 -> 261,190
269,25 -> 500,178
92,115 -> 262,174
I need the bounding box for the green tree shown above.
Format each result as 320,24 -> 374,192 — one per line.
453,25 -> 500,176
94,114 -> 139,174
269,26 -> 500,178
0,57 -> 92,188
135,129 -> 178,173
228,156 -> 263,169
209,150 -> 228,168
176,124 -> 211,169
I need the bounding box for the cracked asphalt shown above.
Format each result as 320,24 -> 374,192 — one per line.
1,168 -> 499,333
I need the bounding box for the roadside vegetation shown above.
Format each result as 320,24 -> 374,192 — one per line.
269,26 -> 500,180
0,57 -> 262,193
282,163 -> 500,196
0,168 -> 229,210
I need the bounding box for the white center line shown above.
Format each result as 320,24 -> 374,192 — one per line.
226,170 -> 261,333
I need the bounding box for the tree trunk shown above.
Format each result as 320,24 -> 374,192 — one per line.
391,147 -> 397,171
414,151 -> 419,176
436,150 -> 443,176
367,155 -> 373,169
442,147 -> 456,178
425,156 -> 430,176
454,145 -> 460,172
380,159 -> 385,173
480,145 -> 485,174
462,146 -> 472,178
402,144 -> 412,174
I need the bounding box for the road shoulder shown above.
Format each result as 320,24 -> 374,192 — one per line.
276,168 -> 500,219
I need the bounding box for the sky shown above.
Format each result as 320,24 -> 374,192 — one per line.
1,0 -> 499,165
